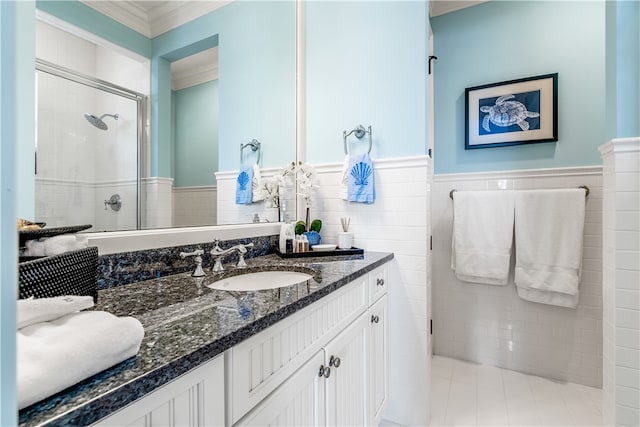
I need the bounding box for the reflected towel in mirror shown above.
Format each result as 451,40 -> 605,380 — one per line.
235,164 -> 254,204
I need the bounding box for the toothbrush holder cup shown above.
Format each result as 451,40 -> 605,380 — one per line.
338,232 -> 353,249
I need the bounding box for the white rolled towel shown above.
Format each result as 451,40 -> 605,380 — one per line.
18,310 -> 144,409
23,234 -> 88,257
17,295 -> 94,329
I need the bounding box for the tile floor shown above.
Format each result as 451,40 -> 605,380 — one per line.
430,355 -> 604,426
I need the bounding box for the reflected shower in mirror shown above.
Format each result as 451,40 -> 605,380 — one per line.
34,0 -> 296,232
35,63 -> 143,232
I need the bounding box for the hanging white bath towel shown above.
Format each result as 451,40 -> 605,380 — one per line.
514,188 -> 586,308
451,190 -> 515,285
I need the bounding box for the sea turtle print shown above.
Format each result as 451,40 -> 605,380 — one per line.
480,94 -> 540,132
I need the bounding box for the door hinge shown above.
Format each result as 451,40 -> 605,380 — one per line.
430,235 -> 433,251
430,319 -> 433,335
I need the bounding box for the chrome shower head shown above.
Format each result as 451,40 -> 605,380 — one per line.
84,113 -> 119,130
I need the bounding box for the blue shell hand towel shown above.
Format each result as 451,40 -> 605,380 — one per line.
235,164 -> 254,204
347,153 -> 375,203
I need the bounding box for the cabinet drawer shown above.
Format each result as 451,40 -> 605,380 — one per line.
369,264 -> 388,305
228,276 -> 368,425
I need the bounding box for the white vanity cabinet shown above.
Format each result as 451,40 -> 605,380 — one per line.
233,263 -> 389,427
92,261 -> 389,427
93,354 -> 224,427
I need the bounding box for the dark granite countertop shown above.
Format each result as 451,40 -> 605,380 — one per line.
19,251 -> 393,427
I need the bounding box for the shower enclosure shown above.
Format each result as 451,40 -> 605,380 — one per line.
35,60 -> 146,232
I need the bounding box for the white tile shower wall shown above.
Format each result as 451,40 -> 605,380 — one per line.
313,156 -> 431,426
35,178 -> 136,231
431,167 -> 603,388
600,138 -> 640,427
173,186 -> 217,227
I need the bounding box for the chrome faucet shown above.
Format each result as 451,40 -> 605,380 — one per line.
180,249 -> 205,277
210,240 -> 255,271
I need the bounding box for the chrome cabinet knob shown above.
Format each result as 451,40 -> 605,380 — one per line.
319,365 -> 331,378
376,278 -> 385,287
371,315 -> 380,323
329,355 -> 341,368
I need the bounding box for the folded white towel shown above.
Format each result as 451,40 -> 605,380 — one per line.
252,163 -> 264,202
338,154 -> 349,200
451,190 -> 515,285
514,189 -> 586,308
23,234 -> 88,257
18,310 -> 144,409
516,287 -> 579,309
17,295 -> 94,329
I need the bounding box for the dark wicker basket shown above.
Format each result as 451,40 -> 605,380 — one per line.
18,247 -> 98,303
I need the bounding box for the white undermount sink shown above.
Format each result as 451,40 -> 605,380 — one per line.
207,270 -> 313,291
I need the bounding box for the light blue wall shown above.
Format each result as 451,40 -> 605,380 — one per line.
151,1 -> 295,174
173,80 -> 219,187
304,1 -> 428,163
1,2 -> 34,423
432,1 -> 606,174
606,0 -> 640,139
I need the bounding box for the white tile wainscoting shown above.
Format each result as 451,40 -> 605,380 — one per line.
216,156 -> 432,426
600,138 -> 640,427
432,166 -> 604,388
172,185 -> 217,227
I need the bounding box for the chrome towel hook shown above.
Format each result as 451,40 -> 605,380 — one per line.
343,125 -> 372,155
240,139 -> 261,165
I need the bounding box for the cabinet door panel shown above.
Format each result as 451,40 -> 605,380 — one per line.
324,313 -> 369,426
93,355 -> 224,427
369,295 -> 389,426
236,350 -> 326,427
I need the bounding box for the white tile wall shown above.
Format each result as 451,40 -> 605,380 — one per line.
215,168 -> 297,225
432,167 -> 603,388
600,137 -> 640,427
35,178 -> 137,231
215,156 -> 432,425
173,186 -> 217,227
141,177 -> 173,229
311,157 -> 431,426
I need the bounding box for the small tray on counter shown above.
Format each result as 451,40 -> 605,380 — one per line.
273,247 -> 364,259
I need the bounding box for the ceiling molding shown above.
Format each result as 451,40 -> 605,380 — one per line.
172,65 -> 218,91
81,1 -> 233,39
146,1 -> 232,38
81,1 -> 151,37
430,0 -> 489,18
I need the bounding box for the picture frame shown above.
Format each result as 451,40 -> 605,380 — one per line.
465,73 -> 558,149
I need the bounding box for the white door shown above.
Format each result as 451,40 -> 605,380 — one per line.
324,312 -> 369,426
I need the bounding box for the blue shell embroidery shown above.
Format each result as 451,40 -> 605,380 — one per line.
237,171 -> 250,190
350,162 -> 372,186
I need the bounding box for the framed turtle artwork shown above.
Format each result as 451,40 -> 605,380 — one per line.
465,73 -> 558,149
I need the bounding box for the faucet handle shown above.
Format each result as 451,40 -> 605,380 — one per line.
180,249 -> 204,258
179,249 -> 205,277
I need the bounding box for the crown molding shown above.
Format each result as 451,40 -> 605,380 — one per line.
81,1 -> 151,37
81,1 -> 232,39
172,64 -> 218,90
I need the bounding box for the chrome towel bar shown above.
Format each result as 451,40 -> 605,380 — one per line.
449,185 -> 590,200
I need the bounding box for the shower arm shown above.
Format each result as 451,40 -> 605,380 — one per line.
100,113 -> 119,121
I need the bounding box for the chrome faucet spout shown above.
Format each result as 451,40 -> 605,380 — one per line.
210,241 -> 255,271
